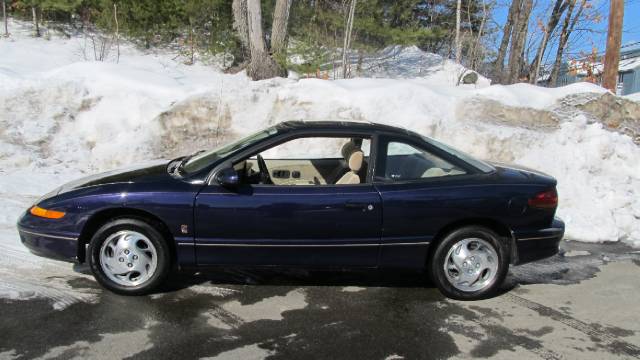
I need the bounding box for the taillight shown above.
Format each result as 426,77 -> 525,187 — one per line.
528,188 -> 558,209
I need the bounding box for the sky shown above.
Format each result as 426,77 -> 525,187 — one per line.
492,0 -> 640,62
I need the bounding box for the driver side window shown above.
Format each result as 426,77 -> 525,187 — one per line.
235,136 -> 371,186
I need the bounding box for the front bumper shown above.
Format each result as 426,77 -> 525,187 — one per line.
18,226 -> 79,263
513,217 -> 565,265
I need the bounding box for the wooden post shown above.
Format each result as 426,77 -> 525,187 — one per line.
602,0 -> 624,92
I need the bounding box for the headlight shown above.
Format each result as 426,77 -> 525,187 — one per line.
30,206 -> 66,219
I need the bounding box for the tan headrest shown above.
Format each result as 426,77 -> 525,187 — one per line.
348,150 -> 363,171
341,141 -> 359,161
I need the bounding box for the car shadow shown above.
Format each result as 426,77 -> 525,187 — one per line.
159,267 -> 432,293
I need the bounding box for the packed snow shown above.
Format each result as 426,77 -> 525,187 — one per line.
1,19 -> 639,305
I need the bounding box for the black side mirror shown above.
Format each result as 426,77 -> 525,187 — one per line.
215,166 -> 239,187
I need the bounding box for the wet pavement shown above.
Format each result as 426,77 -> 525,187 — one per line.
1,241 -> 639,360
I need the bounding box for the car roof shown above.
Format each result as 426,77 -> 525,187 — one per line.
275,120 -> 418,138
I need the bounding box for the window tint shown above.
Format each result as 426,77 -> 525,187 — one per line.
382,141 -> 466,181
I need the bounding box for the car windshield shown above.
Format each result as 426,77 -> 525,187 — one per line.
422,136 -> 495,173
182,127 -> 279,174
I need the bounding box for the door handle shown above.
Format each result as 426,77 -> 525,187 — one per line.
345,202 -> 374,211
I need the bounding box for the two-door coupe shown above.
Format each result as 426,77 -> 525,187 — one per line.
18,121 -> 564,300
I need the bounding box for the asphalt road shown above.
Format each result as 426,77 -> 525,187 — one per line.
1,242 -> 639,360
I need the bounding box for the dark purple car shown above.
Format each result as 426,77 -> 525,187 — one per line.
18,121 -> 563,300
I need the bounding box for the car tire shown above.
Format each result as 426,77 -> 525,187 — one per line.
428,226 -> 509,300
88,218 -> 171,295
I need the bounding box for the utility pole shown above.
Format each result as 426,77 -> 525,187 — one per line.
602,0 -> 624,92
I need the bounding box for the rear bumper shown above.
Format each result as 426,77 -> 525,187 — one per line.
513,217 -> 564,265
18,226 -> 79,263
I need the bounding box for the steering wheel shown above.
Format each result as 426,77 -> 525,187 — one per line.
256,154 -> 272,184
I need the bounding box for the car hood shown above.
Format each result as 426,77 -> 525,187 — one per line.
489,161 -> 557,186
56,160 -> 170,195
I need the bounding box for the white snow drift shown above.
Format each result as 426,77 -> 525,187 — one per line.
0,18 -> 639,304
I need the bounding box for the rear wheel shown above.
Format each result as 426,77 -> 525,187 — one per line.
429,226 -> 508,300
88,218 -> 171,295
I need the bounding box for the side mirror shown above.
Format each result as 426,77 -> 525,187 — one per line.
215,167 -> 239,188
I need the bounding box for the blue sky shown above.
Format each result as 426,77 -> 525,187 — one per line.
492,0 -> 640,61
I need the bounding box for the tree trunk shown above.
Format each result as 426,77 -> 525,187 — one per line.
530,0 -> 568,84
341,0 -> 357,79
232,0 -> 250,59
493,0 -> 520,82
506,0 -> 533,84
454,0 -> 462,63
469,0 -> 487,70
246,0 -> 284,80
114,3 -> 120,63
2,0 -> 7,37
549,0 -> 586,86
32,6 -> 40,37
270,0 -> 292,59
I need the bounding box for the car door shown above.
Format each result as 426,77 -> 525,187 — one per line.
194,184 -> 382,267
194,137 -> 382,267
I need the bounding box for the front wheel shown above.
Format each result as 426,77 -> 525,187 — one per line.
88,218 -> 171,295
429,226 -> 509,300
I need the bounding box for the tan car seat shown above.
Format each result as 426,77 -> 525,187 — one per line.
336,144 -> 364,184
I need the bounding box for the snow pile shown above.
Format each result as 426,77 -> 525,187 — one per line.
626,92 -> 640,102
332,45 -> 492,86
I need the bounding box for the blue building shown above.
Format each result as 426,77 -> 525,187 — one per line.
550,43 -> 640,95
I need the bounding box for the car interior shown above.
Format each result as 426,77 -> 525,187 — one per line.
231,136 -> 467,186
233,137 -> 370,186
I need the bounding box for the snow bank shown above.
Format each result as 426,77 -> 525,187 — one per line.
625,92 -> 640,102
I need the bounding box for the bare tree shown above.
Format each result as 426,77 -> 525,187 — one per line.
493,0 -> 520,82
341,0 -> 357,78
455,0 -> 462,63
530,0 -> 569,84
469,0 -> 487,71
114,2 -> 120,63
232,0 -> 249,59
2,0 -> 8,37
549,0 -> 586,86
245,0 -> 286,80
271,0 -> 292,59
506,0 -> 533,83
31,5 -> 40,37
